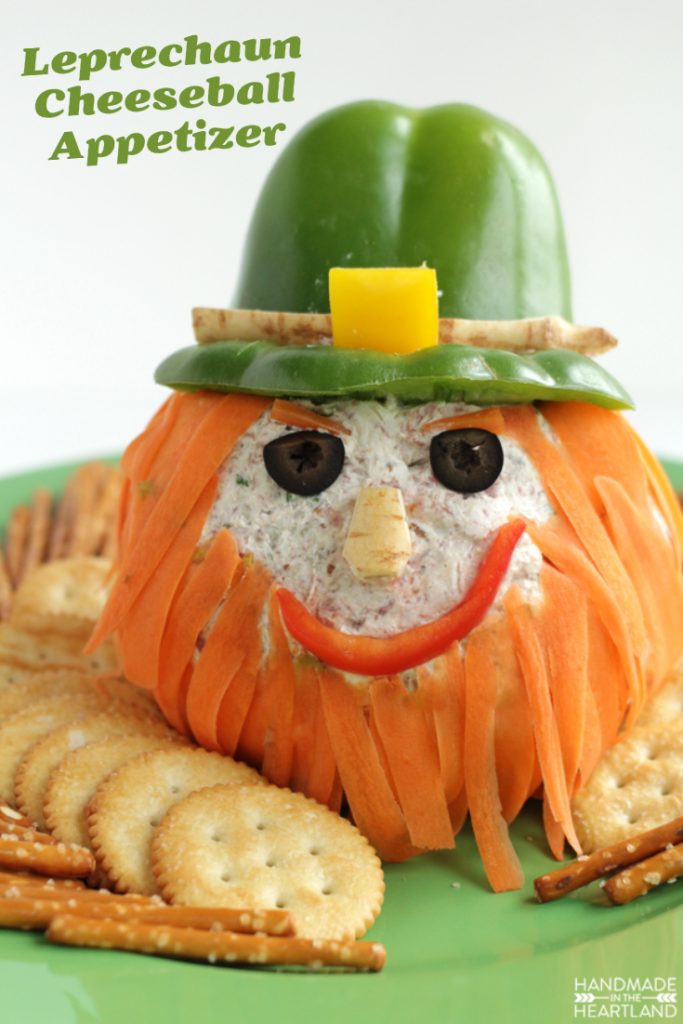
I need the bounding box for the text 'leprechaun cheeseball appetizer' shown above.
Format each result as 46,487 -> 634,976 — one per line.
89,102 -> 683,892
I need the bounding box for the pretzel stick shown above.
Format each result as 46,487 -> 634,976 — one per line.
0,838 -> 95,877
192,307 -> 617,356
0,895 -> 155,929
603,844 -> 683,905
49,480 -> 77,560
0,894 -> 293,935
69,464 -> 106,556
89,469 -> 121,556
48,915 -> 387,971
0,880 -> 142,899
535,815 -> 683,901
0,870 -> 85,890
0,549 -> 12,621
437,317 -> 616,354
68,902 -> 294,935
21,490 -> 52,579
5,505 -> 30,586
0,822 -> 59,845
193,308 -> 333,347
0,805 -> 32,828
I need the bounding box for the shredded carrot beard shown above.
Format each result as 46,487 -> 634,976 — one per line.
94,393 -> 683,890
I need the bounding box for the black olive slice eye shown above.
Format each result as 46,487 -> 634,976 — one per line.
429,428 -> 504,494
263,430 -> 345,496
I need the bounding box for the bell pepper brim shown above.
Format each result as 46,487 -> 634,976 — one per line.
154,340 -> 634,410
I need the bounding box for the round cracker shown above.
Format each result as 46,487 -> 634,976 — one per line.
0,622 -> 117,675
44,734 -> 182,848
151,784 -> 384,941
0,694 -> 118,806
572,717 -> 683,851
10,557 -> 111,637
0,663 -> 36,692
0,670 -> 157,725
87,747 -> 264,896
14,709 -> 178,829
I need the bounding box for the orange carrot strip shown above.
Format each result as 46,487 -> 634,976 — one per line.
162,663 -> 194,739
236,666 -> 269,768
270,398 -> 351,436
120,395 -> 175,478
416,646 -> 465,808
586,612 -> 625,749
502,406 -> 646,677
540,403 -> 649,515
528,517 -> 644,718
215,578 -> 271,757
116,477 -> 217,690
630,426 -> 683,566
251,592 -> 296,788
327,772 -> 343,816
449,790 -> 469,837
287,663 -> 339,807
596,475 -> 683,688
370,676 -> 454,851
155,530 -> 239,731
421,407 -> 505,434
504,587 -> 580,853
487,614 -> 538,823
367,702 -> 401,804
576,683 -> 604,789
185,561 -> 270,750
289,662 -> 320,795
536,564 -> 589,796
463,616 -> 524,892
318,671 -> 416,862
119,394 -> 185,556
91,394 -> 269,650
543,796 -> 565,861
301,668 -> 339,809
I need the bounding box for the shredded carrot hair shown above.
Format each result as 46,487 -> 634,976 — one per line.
96,393 -> 683,889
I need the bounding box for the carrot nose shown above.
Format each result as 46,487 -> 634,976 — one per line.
343,486 -> 412,580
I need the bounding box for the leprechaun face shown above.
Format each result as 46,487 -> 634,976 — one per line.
202,397 -> 553,641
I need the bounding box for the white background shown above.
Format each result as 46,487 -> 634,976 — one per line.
2,0 -> 682,476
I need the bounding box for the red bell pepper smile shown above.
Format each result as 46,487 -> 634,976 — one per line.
276,518 -> 526,676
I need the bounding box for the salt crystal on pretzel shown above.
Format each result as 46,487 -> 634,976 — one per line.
48,914 -> 386,971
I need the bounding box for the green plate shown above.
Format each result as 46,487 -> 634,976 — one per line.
1,460 -> 682,1024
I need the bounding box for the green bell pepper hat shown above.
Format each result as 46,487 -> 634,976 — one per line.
155,101 -> 632,411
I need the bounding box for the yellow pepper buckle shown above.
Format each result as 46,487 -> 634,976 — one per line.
329,267 -> 439,354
